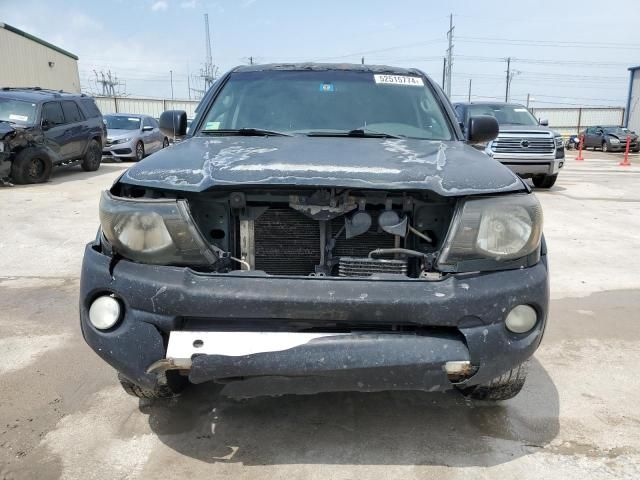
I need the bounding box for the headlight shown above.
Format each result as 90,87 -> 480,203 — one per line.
438,194 -> 543,271
554,136 -> 564,147
99,191 -> 218,266
609,137 -> 620,144
112,138 -> 131,145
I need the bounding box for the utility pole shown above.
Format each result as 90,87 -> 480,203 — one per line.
505,57 -> 511,102
526,93 -> 530,108
468,79 -> 472,102
361,56 -> 365,65
170,70 -> 174,102
442,57 -> 446,90
445,13 -> 454,97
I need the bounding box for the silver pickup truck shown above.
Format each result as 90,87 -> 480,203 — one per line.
454,102 -> 564,188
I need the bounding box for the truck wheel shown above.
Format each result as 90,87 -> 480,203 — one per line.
460,361 -> 528,401
532,174 -> 557,189
10,148 -> 52,184
81,139 -> 102,172
117,372 -> 185,399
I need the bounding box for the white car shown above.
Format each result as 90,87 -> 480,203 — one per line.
102,114 -> 169,161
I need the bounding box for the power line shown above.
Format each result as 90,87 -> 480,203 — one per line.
457,36 -> 640,50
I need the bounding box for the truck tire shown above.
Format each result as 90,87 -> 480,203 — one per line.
532,174 -> 557,189
117,373 -> 185,399
10,148 -> 53,184
460,361 -> 528,401
81,139 -> 102,172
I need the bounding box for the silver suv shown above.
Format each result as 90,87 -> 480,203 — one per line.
454,102 -> 564,188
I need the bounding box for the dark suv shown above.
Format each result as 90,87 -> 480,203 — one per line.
80,64 -> 548,402
0,87 -> 105,185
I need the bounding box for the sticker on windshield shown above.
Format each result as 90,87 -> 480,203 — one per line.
514,108 -> 528,112
205,121 -> 220,130
9,114 -> 28,122
319,82 -> 335,92
374,74 -> 424,86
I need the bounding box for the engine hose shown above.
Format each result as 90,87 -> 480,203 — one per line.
368,248 -> 429,259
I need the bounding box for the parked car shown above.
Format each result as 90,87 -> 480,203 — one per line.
0,87 -> 105,185
580,126 -> 639,152
102,114 -> 169,161
80,63 -> 548,402
454,102 -> 564,189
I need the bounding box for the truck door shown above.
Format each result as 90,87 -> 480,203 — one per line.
60,101 -> 87,158
40,102 -> 67,162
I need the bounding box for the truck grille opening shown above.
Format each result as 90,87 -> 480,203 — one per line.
253,207 -> 396,276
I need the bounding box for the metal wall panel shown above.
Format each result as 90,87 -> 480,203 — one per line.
93,96 -> 199,118
627,70 -> 640,134
531,107 -> 625,136
0,28 -> 81,92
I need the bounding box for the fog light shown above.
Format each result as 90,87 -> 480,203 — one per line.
505,305 -> 537,333
89,295 -> 122,330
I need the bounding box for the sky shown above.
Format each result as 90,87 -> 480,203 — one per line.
2,0 -> 638,107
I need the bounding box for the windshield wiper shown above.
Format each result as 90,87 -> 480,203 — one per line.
200,128 -> 292,137
306,129 -> 402,139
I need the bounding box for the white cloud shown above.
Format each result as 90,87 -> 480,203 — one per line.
242,0 -> 257,6
151,1 -> 168,11
180,0 -> 197,7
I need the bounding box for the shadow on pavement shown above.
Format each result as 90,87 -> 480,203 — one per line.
141,357 -> 559,467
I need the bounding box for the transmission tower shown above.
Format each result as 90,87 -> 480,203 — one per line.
93,70 -> 126,96
199,13 -> 218,92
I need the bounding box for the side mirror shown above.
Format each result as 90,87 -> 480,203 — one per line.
142,125 -> 154,132
539,118 -> 549,126
467,115 -> 499,144
159,110 -> 187,138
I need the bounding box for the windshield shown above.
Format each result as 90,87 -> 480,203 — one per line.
104,115 -> 141,130
0,98 -> 38,126
199,70 -> 453,140
467,104 -> 539,126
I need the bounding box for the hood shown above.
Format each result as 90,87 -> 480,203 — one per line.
0,122 -> 16,140
120,136 -> 525,197
107,129 -> 138,141
498,124 -> 558,135
606,132 -> 637,140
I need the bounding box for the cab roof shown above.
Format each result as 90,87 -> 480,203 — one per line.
233,62 -> 423,76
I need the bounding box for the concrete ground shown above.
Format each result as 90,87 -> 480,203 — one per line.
1,151 -> 640,480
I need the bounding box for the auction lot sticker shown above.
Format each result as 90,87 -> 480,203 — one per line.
374,74 -> 424,86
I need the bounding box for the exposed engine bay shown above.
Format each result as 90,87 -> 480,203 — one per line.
116,185 -> 454,279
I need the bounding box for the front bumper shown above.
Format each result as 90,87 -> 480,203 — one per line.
102,140 -> 135,159
606,141 -> 638,152
491,153 -> 564,177
80,243 -> 549,392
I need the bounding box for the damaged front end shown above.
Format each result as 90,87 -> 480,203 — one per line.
0,122 -> 43,185
80,180 -> 547,395
102,184 -> 457,279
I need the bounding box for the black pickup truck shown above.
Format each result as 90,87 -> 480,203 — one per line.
0,87 -> 105,185
80,63 -> 548,401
